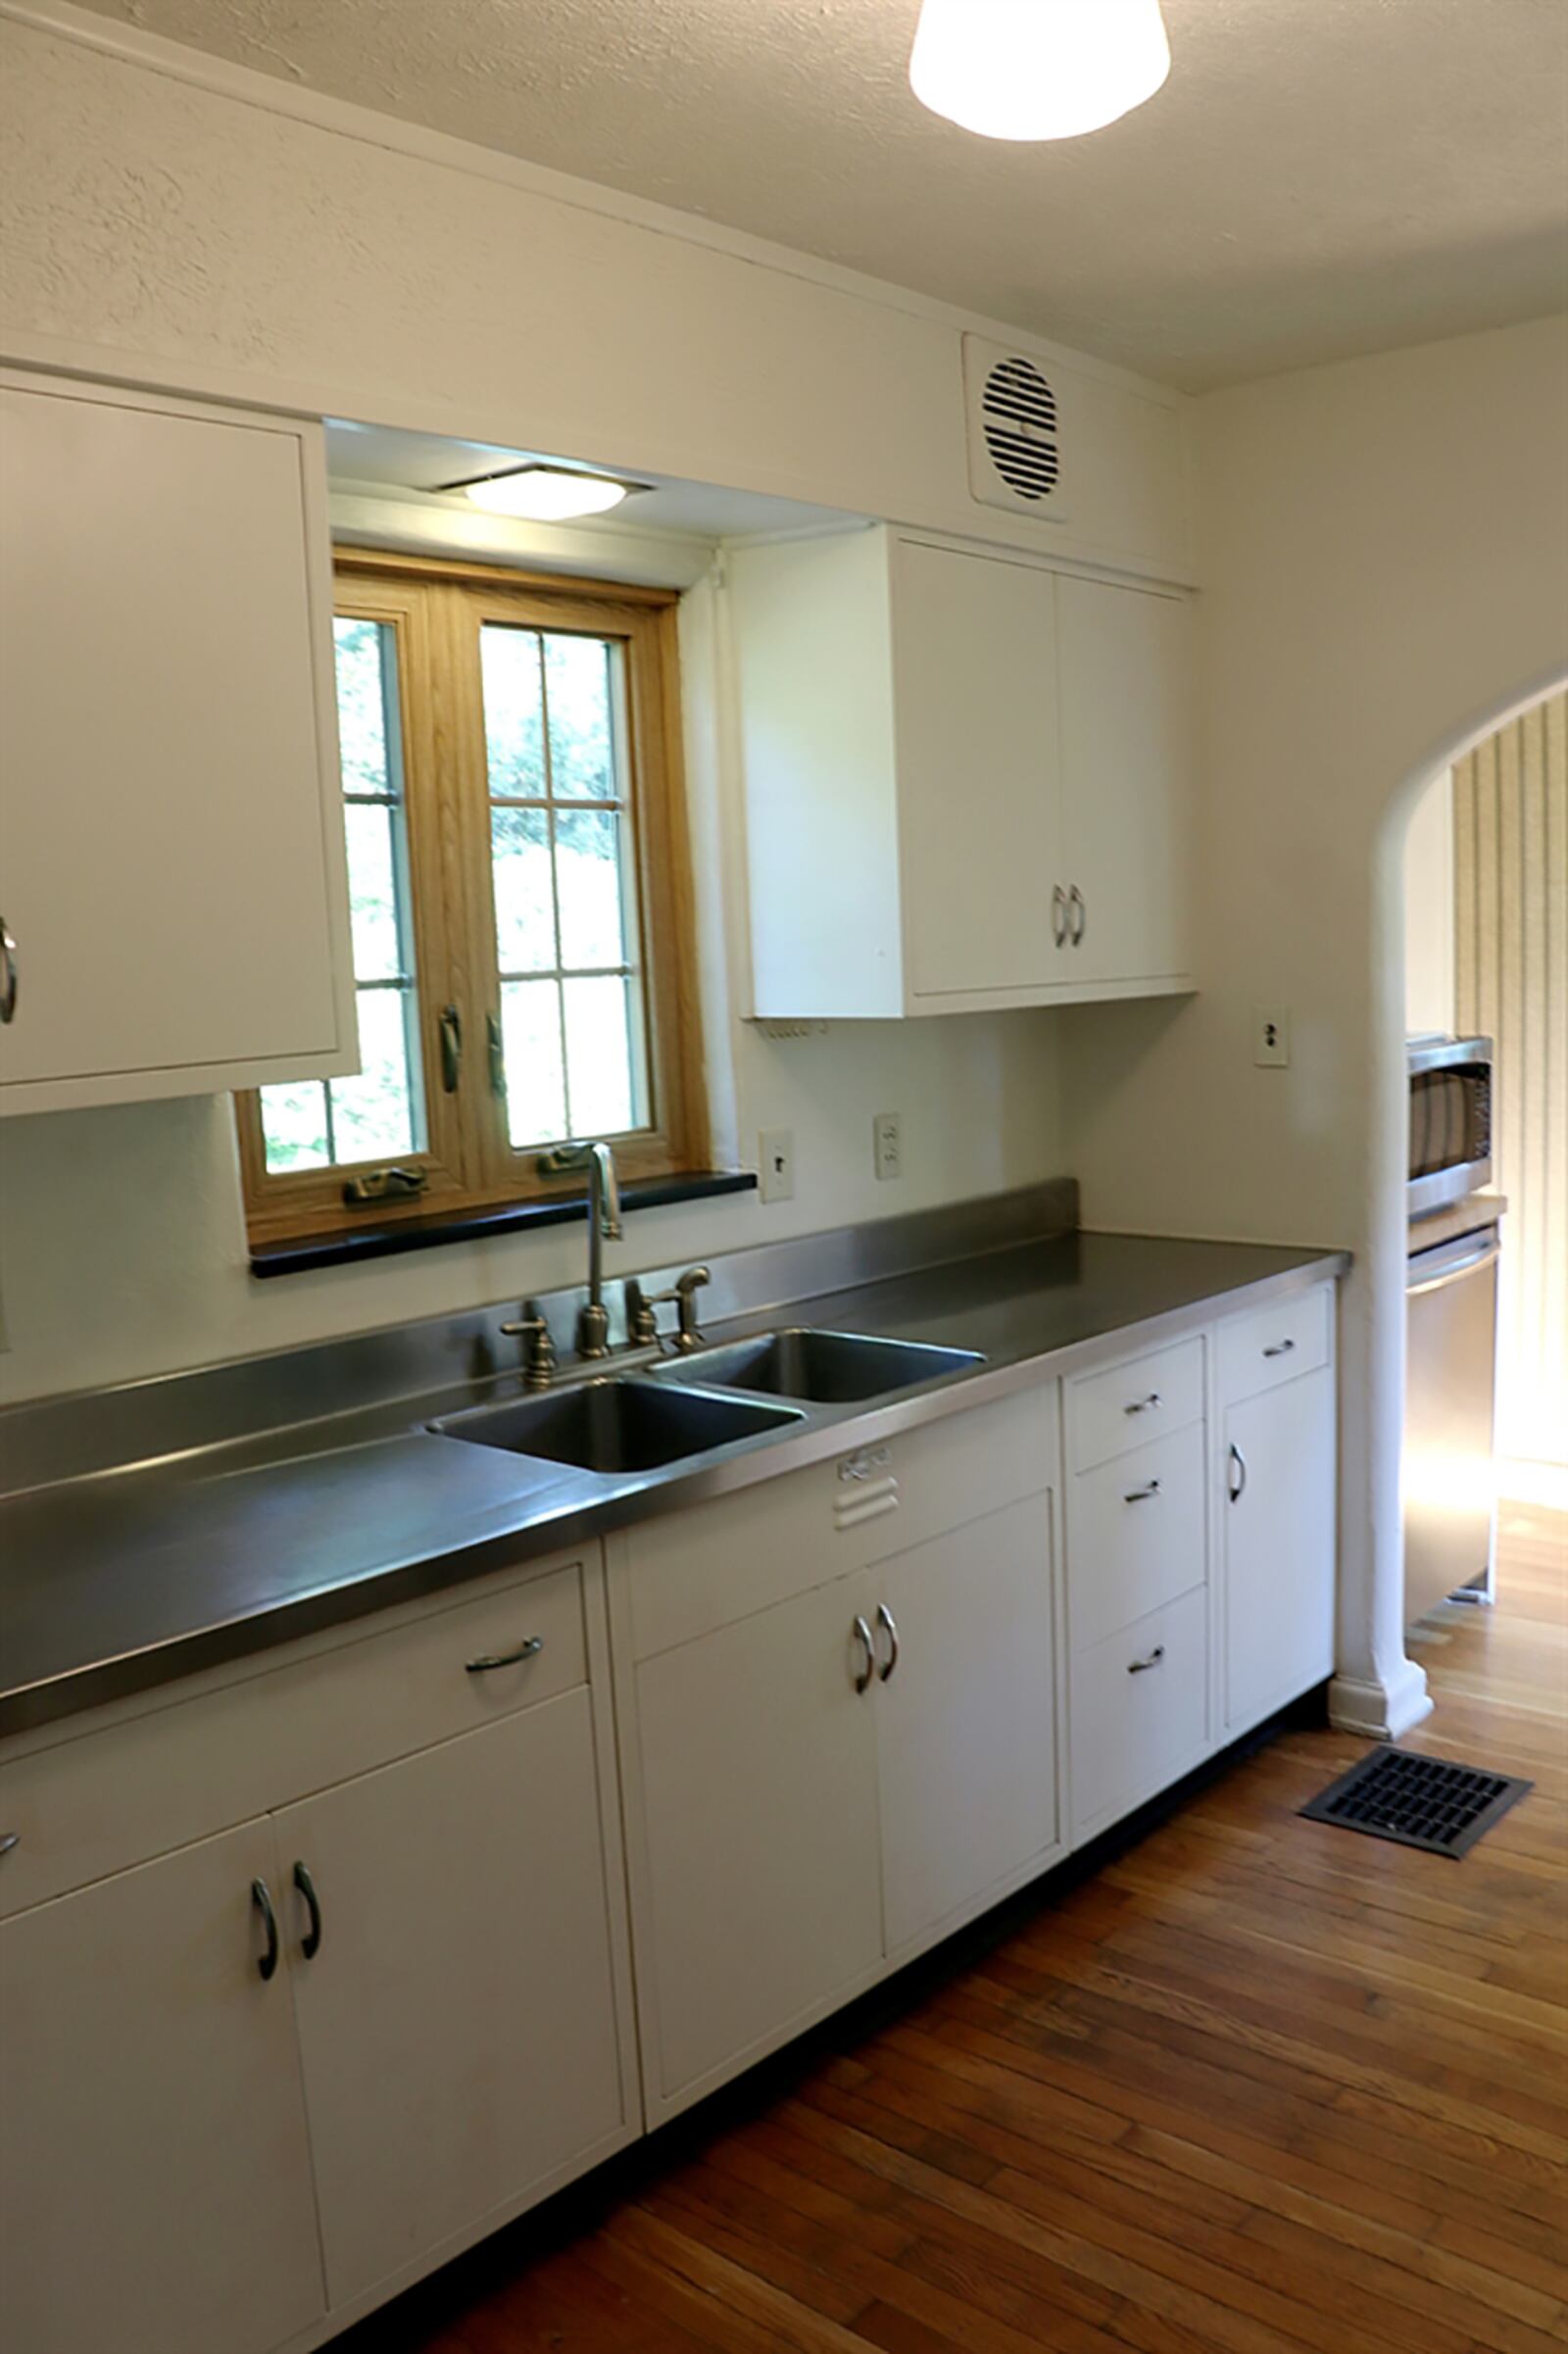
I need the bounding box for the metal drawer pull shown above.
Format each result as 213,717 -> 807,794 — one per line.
0,1834 -> 19,1859
1124,1479 -> 1162,1503
0,917 -> 16,1024
852,1614 -> 876,1694
252,1878 -> 280,1982
292,1861 -> 322,1960
466,1635 -> 544,1675
1128,1645 -> 1166,1675
1228,1443 -> 1248,1502
1124,1393 -> 1162,1415
875,1601 -> 901,1683
1262,1338 -> 1297,1359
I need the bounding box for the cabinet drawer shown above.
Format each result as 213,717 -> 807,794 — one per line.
1070,1587 -> 1208,1841
625,1386 -> 1055,1660
0,1554 -> 587,1918
1066,1336 -> 1204,1472
1066,1425 -> 1206,1653
1217,1284 -> 1331,1406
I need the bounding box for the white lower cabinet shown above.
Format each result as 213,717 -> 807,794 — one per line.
1070,1587 -> 1210,1841
874,1496 -> 1058,1956
0,1817 -> 325,2354
630,1571 -> 885,2107
277,1693 -> 629,2312
1222,1362 -> 1338,1735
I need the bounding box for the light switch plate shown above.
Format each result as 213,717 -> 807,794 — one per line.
759,1127 -> 795,1202
1253,1005 -> 1292,1067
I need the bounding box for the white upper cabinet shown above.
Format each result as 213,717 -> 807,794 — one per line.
730,524 -> 1193,1018
0,369 -> 355,1114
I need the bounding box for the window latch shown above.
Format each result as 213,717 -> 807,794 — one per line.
342,1165 -> 429,1205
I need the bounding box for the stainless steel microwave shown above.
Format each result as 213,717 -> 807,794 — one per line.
1408,1035 -> 1493,1219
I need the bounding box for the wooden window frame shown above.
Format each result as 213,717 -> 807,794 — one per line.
237,548 -> 709,1247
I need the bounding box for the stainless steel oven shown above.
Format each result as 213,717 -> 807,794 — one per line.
1407,1035 -> 1493,1220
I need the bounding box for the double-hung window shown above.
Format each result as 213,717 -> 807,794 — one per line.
237,552 -> 706,1245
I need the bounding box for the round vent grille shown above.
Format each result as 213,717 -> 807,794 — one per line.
981,356 -> 1058,502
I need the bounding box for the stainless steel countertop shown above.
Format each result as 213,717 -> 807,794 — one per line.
0,1229 -> 1347,1738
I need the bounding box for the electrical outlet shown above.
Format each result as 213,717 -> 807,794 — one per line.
873,1110 -> 903,1182
1253,1005 -> 1292,1067
759,1127 -> 795,1202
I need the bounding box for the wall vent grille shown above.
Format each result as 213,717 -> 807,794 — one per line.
962,335 -> 1069,520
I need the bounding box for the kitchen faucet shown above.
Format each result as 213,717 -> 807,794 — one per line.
538,1141 -> 623,1358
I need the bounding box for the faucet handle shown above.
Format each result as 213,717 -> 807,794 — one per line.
499,1300 -> 557,1390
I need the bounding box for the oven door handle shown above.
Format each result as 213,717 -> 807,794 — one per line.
1407,1232 -> 1501,1296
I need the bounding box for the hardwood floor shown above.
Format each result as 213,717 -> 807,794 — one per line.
347,1501 -> 1568,2354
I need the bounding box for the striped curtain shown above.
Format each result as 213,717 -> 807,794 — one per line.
1453,693 -> 1568,1471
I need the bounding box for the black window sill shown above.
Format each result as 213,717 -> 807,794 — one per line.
249,1170 -> 759,1279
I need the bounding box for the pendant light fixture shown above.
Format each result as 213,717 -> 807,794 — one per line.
909,0 -> 1171,142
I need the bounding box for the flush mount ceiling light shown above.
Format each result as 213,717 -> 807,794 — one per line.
909,0 -> 1171,141
442,463 -> 644,520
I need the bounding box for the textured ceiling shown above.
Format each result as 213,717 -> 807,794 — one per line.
80,0 -> 1568,389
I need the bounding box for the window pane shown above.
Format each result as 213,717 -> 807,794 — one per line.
491,808 -> 556,974
564,976 -> 634,1136
544,635 -> 614,801
556,808 -> 625,969
481,627 -> 546,799
334,617 -> 395,795
343,802 -> 404,981
329,988 -> 419,1162
503,979 -> 567,1149
260,1081 -> 330,1171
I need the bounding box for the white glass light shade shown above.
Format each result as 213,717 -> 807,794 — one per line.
465,467 -> 631,520
909,0 -> 1171,142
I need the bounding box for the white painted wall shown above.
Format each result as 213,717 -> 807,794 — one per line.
1063,315 -> 1568,1735
1403,769 -> 1455,1038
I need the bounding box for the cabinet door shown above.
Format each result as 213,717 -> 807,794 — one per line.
629,1573 -> 882,2111
893,541 -> 1063,1000
1223,1366 -> 1337,1735
277,1693 -> 630,2312
0,371 -> 352,1109
1055,574 -> 1192,987
0,1820 -> 324,2354
874,1496 -> 1058,1954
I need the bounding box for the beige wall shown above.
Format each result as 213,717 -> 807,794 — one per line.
1403,769 -> 1455,1038
1064,315 -> 1568,1734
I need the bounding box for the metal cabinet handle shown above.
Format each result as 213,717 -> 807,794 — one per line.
252,1878 -> 280,1982
0,917 -> 16,1024
1124,1479 -> 1162,1503
439,1003 -> 464,1093
1128,1645 -> 1166,1675
1228,1443 -> 1248,1502
1052,885 -> 1069,949
875,1601 -> 900,1683
1069,885 -> 1086,946
1262,1338 -> 1296,1359
466,1635 -> 544,1674
0,1833 -> 19,1859
1124,1392 -> 1162,1416
292,1861 -> 322,1960
852,1614 -> 876,1694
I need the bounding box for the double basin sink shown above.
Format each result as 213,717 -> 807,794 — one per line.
428,1329 -> 983,1478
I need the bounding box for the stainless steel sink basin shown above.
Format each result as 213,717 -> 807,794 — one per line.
655,1327 -> 984,1404
428,1378 -> 802,1474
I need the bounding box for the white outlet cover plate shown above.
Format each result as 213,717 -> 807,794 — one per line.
873,1110 -> 903,1180
1253,1005 -> 1292,1067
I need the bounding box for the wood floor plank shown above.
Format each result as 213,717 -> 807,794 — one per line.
342,1497 -> 1567,2354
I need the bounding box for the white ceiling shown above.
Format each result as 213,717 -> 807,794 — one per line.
77,0 -> 1568,390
